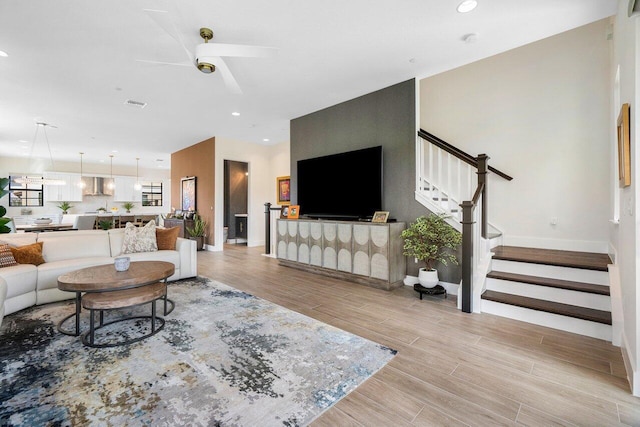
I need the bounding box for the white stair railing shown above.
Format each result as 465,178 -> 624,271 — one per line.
415,130 -> 511,313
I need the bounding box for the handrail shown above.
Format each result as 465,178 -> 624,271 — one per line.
418,129 -> 513,181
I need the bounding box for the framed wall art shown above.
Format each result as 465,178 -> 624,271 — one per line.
618,103 -> 631,188
276,176 -> 291,205
181,176 -> 197,211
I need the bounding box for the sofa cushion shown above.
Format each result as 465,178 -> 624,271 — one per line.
108,228 -> 125,257
11,242 -> 45,266
122,220 -> 157,254
0,244 -> 18,268
0,234 -> 37,247
156,226 -> 180,250
0,264 -> 38,298
40,233 -> 111,262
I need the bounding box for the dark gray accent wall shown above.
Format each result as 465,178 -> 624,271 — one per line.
291,79 -> 457,280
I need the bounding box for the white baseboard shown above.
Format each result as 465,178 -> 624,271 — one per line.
621,330 -> 639,396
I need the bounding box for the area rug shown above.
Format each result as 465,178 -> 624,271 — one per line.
0,277 -> 396,426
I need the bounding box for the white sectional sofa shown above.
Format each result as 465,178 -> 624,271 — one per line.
0,229 -> 197,318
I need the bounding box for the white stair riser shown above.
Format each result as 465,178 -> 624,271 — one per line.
481,300 -> 611,341
485,278 -> 611,311
491,259 -> 608,285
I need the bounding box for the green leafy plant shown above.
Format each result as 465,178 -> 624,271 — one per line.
98,220 -> 112,230
186,214 -> 207,237
57,201 -> 73,214
0,177 -> 11,233
401,213 -> 462,271
122,202 -> 135,213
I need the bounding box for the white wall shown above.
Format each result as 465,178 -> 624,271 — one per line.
212,138 -> 290,251
420,19 -> 612,253
612,0 -> 639,395
0,156 -> 171,217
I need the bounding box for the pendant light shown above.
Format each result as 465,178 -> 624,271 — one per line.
134,157 -> 142,190
78,152 -> 86,188
107,154 -> 115,190
15,122 -> 66,186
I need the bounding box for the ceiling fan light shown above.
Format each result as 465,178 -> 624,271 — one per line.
197,62 -> 216,74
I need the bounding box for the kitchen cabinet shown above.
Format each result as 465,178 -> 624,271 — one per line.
113,176 -> 142,202
43,173 -> 83,202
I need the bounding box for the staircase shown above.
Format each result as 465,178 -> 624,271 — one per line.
481,245 -> 612,341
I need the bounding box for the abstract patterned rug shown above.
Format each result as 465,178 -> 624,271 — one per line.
0,277 -> 396,426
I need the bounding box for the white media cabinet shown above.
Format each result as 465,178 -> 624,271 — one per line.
276,219 -> 406,290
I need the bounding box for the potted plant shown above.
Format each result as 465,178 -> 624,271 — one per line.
98,220 -> 112,230
401,213 -> 462,288
0,177 -> 11,233
122,202 -> 135,213
186,213 -> 207,251
57,201 -> 73,215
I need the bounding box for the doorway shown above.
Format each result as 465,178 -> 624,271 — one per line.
223,160 -> 249,245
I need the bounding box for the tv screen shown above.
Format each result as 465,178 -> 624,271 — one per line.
297,146 -> 383,220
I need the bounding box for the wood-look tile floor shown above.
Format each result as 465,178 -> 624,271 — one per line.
198,245 -> 639,426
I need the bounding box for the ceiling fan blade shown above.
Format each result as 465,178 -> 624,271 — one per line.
135,59 -> 192,67
210,57 -> 242,94
197,43 -> 278,58
143,8 -> 194,63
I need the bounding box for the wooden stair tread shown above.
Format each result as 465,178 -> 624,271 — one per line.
481,290 -> 612,325
492,245 -> 611,271
486,271 -> 610,295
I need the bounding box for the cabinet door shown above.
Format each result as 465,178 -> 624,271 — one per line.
44,173 -> 67,202
276,220 -> 287,259
370,225 -> 390,280
113,177 -> 142,202
286,221 -> 298,261
297,221 -> 310,264
352,224 -> 370,277
322,222 -> 337,270
67,174 -> 83,201
337,223 -> 352,273
309,222 -> 323,267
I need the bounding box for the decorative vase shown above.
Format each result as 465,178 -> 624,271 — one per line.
418,268 -> 439,288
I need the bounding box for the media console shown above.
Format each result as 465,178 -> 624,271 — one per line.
276,219 -> 406,290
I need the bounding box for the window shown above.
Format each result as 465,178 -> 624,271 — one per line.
9,176 -> 44,207
141,181 -> 163,207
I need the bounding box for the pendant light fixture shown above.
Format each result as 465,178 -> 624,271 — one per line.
15,122 -> 66,186
107,154 -> 115,190
134,157 -> 142,190
78,152 -> 86,188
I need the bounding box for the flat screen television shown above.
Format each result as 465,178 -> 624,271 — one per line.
297,146 -> 383,220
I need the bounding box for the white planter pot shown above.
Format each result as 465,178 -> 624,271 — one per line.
418,268 -> 439,288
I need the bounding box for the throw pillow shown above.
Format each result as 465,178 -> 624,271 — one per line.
10,242 -> 45,266
156,226 -> 180,251
0,243 -> 18,268
121,220 -> 158,254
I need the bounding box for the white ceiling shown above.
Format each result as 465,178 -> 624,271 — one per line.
0,0 -> 617,169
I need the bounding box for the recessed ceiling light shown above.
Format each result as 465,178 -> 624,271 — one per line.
457,0 -> 477,13
0,51 -> 8,57
232,112 -> 240,116
263,138 -> 270,142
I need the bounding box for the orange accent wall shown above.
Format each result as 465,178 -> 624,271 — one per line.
171,137 -> 215,246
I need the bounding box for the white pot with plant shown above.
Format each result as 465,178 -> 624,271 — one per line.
401,213 -> 462,288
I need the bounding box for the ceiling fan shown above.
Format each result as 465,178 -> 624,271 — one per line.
139,8 -> 277,94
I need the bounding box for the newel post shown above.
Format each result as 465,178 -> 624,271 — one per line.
477,154 -> 489,239
460,200 -> 474,313
264,202 -> 272,254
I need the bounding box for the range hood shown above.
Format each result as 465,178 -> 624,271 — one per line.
82,177 -> 114,196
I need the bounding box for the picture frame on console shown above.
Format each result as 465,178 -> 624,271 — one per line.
276,176 -> 291,205
280,206 -> 289,218
372,211 -> 390,223
288,205 -> 300,219
181,176 -> 197,211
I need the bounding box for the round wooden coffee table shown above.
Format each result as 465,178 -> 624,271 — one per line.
57,261 -> 175,338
